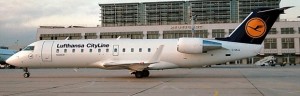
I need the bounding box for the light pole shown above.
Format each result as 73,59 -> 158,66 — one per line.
15,40 -> 19,50
191,15 -> 197,38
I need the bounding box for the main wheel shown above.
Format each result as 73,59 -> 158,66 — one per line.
23,72 -> 30,78
135,71 -> 143,78
142,70 -> 150,77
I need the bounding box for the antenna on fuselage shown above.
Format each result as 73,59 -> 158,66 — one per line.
116,36 -> 121,40
65,37 -> 70,40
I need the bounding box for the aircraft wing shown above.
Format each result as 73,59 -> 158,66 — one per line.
101,62 -> 152,71
98,45 -> 164,71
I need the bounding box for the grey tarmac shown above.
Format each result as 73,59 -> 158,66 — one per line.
0,65 -> 299,96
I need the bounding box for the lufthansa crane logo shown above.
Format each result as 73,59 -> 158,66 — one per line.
245,18 -> 267,38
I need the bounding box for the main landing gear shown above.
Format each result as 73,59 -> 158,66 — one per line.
23,67 -> 30,78
132,70 -> 150,78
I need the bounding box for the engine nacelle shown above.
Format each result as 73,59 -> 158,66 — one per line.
177,38 -> 223,54
177,38 -> 204,54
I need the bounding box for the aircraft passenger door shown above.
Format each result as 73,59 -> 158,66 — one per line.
41,41 -> 54,62
113,45 -> 119,56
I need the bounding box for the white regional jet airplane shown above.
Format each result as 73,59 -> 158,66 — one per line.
6,7 -> 292,78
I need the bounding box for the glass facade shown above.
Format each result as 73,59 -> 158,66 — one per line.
162,30 -> 208,39
145,2 -> 185,25
39,33 -> 82,40
190,1 -> 231,24
238,0 -> 279,22
99,3 -> 139,27
100,32 -> 143,39
99,0 -> 280,27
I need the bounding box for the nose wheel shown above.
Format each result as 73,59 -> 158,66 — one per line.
23,68 -> 30,78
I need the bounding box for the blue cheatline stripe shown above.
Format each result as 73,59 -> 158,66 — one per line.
203,40 -> 221,46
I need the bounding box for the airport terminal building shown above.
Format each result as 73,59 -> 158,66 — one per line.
36,0 -> 300,64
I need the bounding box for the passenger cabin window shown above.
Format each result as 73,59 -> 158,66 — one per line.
106,49 -> 109,52
89,49 -> 92,53
148,48 -> 151,52
122,48 -> 125,52
98,49 -> 101,53
131,48 -> 134,52
56,49 -> 59,53
72,49 -> 75,53
23,46 -> 34,51
64,49 -> 67,53
139,48 -> 142,52
81,49 -> 84,53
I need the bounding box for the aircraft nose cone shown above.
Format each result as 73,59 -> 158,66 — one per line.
6,56 -> 18,66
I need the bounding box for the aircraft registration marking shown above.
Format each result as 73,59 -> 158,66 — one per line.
231,49 -> 240,51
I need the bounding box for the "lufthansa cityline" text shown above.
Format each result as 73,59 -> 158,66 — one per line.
57,43 -> 109,48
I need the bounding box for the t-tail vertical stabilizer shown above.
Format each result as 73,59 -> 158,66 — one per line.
216,6 -> 293,44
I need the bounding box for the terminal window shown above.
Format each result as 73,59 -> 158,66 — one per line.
147,31 -> 159,39
212,29 -> 225,38
282,38 -> 294,49
281,28 -> 294,34
100,32 -> 143,39
269,28 -> 277,34
264,38 -> 277,49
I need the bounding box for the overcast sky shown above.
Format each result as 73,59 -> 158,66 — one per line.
0,0 -> 299,49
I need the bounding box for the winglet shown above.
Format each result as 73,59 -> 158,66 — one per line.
146,45 -> 164,63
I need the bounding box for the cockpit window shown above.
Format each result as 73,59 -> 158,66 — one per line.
23,46 -> 34,51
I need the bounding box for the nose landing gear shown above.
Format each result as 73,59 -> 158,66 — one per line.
23,68 -> 30,78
